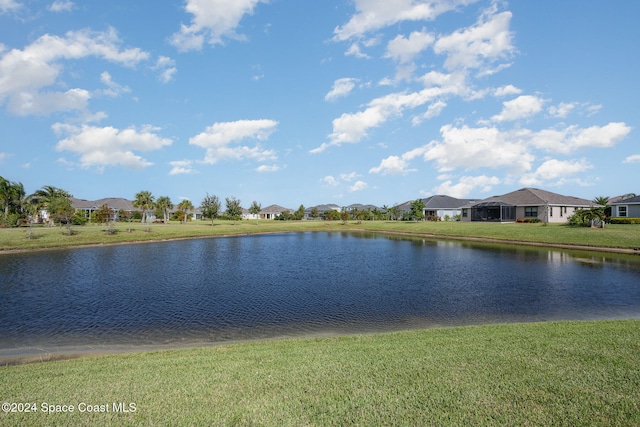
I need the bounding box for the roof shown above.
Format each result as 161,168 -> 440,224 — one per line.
397,195 -> 475,211
306,204 -> 341,212
71,197 -> 137,211
259,204 -> 291,214
464,188 -> 593,208
610,195 -> 640,204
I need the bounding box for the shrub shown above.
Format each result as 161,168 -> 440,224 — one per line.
609,217 -> 640,225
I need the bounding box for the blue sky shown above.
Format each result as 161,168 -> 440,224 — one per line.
1,0 -> 638,209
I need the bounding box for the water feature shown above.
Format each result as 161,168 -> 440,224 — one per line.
1,232 -> 639,361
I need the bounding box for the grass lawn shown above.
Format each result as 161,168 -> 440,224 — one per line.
1,320 -> 639,426
1,220 -> 639,252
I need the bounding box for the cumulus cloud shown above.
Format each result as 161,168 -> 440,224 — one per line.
255,164 -> 280,172
349,180 -> 368,192
490,95 -> 545,122
48,0 -> 74,12
547,102 -> 575,118
623,154 -> 640,164
432,175 -> 500,198
528,122 -> 631,154
99,71 -> 131,98
169,160 -> 197,175
321,175 -> 340,187
0,0 -> 20,14
493,84 -> 521,97
333,0 -> 476,41
433,7 -> 514,72
424,124 -> 534,173
190,119 -> 278,164
519,158 -> 592,187
0,28 -> 149,115
325,78 -> 358,101
53,123 -> 172,170
153,56 -> 177,83
369,145 -> 429,175
385,30 -> 435,63
170,0 -> 267,51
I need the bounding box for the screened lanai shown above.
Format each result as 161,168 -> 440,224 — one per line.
470,201 -> 516,222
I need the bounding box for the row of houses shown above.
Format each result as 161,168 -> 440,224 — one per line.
70,188 -> 640,223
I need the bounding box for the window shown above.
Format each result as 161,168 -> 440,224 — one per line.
462,209 -> 468,218
550,207 -> 553,217
524,207 -> 538,217
560,206 -> 563,217
618,206 -> 628,217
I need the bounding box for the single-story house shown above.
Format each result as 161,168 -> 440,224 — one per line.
304,204 -> 341,219
71,197 -> 138,221
460,188 -> 593,223
258,204 -> 292,220
610,195 -> 640,218
397,195 -> 475,220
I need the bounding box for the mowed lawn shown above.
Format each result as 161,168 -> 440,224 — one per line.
1,220 -> 639,252
1,320 -> 639,426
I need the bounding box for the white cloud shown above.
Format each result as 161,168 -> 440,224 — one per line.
169,160 -> 198,175
490,95 -> 544,122
0,0 -> 20,14
153,56 -> 177,83
0,28 -> 149,115
623,154 -> 640,164
519,158 -> 592,187
369,145 -> 429,175
170,0 -> 267,51
99,71 -> 131,98
48,0 -> 74,12
340,172 -> 360,182
325,78 -> 358,101
255,164 -> 279,172
345,42 -> 371,59
424,124 -> 534,173
349,180 -> 368,192
0,151 -> 8,162
190,119 -> 278,164
433,7 -> 514,72
53,123 -> 172,170
313,72 -> 466,153
493,84 -> 521,97
385,30 -> 435,63
334,0 -> 477,41
547,102 -> 575,118
433,175 -> 500,198
322,176 -> 340,187
412,99 -> 447,125
529,122 -> 631,154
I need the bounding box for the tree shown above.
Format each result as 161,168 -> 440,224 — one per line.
93,204 -> 115,224
200,193 -> 221,226
30,185 -> 73,227
388,205 -> 401,221
294,204 -> 305,220
248,200 -> 261,225
225,196 -> 243,224
410,199 -> 426,221
177,199 -> 194,224
155,196 -> 173,224
310,207 -> 319,220
133,191 -> 155,224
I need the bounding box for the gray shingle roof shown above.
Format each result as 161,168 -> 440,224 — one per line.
465,188 -> 592,208
610,195 -> 640,204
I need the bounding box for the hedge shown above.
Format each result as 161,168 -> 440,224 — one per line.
609,217 -> 640,224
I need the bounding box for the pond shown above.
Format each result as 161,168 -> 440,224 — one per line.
1,232 -> 640,362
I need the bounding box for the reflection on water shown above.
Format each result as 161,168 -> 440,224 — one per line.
1,232 -> 639,360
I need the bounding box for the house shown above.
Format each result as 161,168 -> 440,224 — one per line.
610,195 -> 640,219
258,204 -> 292,219
71,197 -> 138,221
397,195 -> 475,220
460,188 -> 593,223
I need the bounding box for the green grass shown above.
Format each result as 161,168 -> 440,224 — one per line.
1,220 -> 639,252
1,320 -> 639,426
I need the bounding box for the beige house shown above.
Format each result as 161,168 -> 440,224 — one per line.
460,188 -> 593,223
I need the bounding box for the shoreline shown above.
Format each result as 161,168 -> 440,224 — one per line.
1,227 -> 639,256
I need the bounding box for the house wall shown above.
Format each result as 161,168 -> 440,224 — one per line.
613,204 -> 640,218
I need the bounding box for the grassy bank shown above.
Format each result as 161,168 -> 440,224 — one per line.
1,320 -> 639,426
1,220 -> 639,252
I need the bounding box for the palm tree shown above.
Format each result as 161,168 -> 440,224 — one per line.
593,196 -> 609,207
155,196 -> 173,224
133,191 -> 155,224
30,185 -> 73,226
177,199 -> 194,224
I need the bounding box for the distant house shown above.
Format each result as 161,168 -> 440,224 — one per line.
460,188 -> 592,223
259,204 -> 292,220
610,195 -> 640,219
71,197 -> 138,221
397,195 -> 474,220
304,204 -> 341,220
